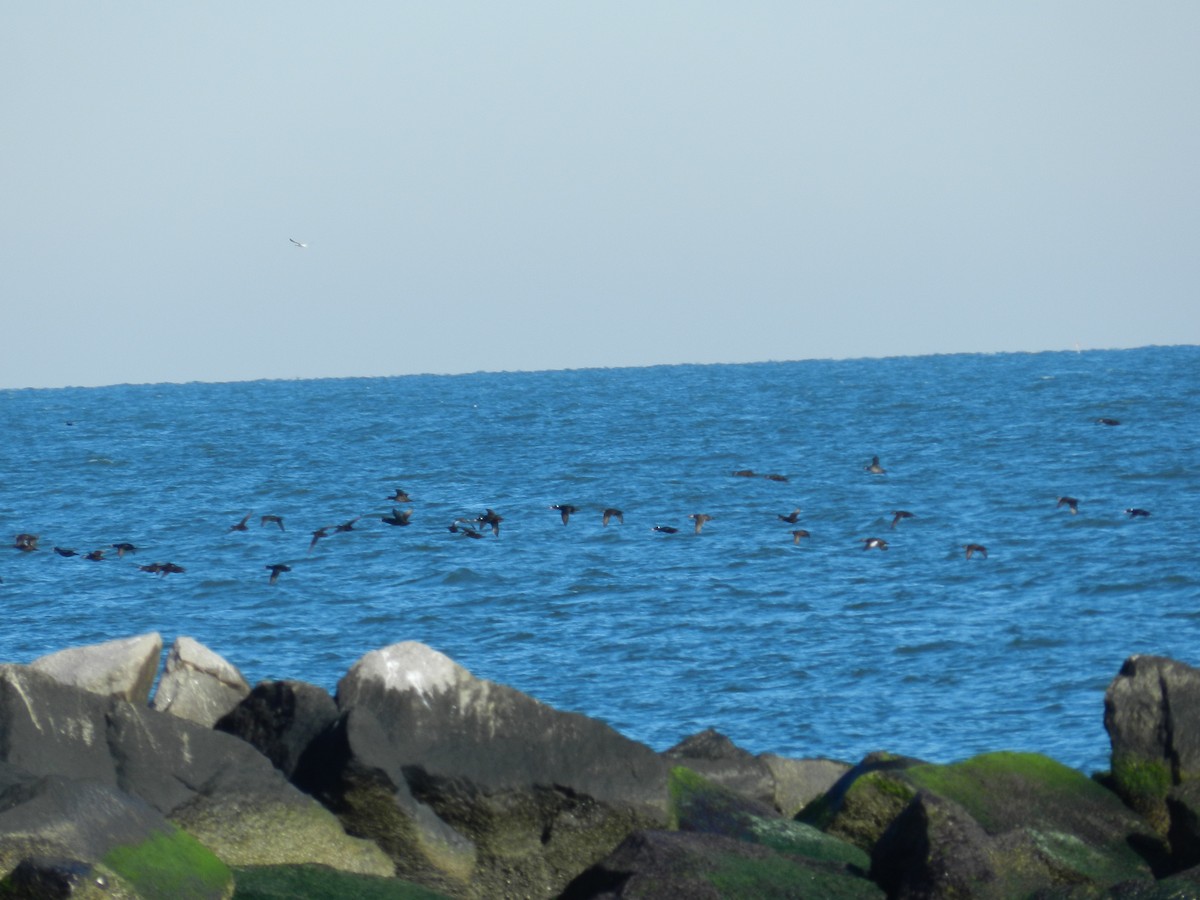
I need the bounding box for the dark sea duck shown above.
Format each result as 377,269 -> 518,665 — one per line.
652,525 -> 678,534
1125,508 -> 1151,518
228,514 -> 252,532
478,509 -> 503,536
865,456 -> 886,474
381,508 -> 413,527
386,488 -> 412,502
13,533 -> 38,551
111,542 -> 137,557
778,508 -> 802,524
602,508 -> 623,526
1056,496 -> 1079,515
550,504 -> 578,525
689,513 -> 713,534
791,529 -> 811,544
260,515 -> 285,531
891,510 -> 915,529
265,563 -> 291,584
964,543 -> 988,559
1096,417 -> 1120,426
860,537 -> 888,551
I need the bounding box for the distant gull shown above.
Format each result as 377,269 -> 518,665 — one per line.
289,238 -> 308,248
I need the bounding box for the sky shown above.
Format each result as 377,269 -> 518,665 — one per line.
3,4 -> 1198,389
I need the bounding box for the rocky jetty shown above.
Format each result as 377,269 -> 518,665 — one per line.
1,638 -> 1200,898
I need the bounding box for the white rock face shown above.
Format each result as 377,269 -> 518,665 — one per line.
151,636 -> 251,726
338,640 -> 467,706
30,632 -> 163,704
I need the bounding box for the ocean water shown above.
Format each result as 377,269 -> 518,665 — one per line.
1,346 -> 1197,774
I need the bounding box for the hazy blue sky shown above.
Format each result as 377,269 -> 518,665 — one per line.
3,4 -> 1197,389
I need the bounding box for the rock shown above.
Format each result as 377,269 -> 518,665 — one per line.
760,754 -> 850,818
336,641 -> 670,813
150,637 -> 250,727
809,750 -> 1164,894
558,829 -> 885,899
0,664 -> 393,878
662,729 -> 776,808
297,640 -> 672,898
1166,781 -> 1200,871
214,680 -> 339,779
30,633 -> 162,704
0,772 -> 233,898
1105,655 -> 1200,833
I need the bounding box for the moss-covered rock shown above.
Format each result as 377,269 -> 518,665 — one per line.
231,864 -> 449,899
558,830 -> 885,900
101,826 -> 234,899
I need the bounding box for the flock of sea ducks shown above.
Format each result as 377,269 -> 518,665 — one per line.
5,418 -> 1152,586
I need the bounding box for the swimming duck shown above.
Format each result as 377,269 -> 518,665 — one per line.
865,456 -> 886,475
1125,508 -> 1151,518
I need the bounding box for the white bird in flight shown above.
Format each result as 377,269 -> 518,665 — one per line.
289,238 -> 308,248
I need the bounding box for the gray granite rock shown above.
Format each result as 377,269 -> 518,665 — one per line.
150,636 -> 250,727
30,633 -> 162,704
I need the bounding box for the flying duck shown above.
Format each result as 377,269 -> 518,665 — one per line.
1056,497 -> 1079,514
266,563 -> 291,584
891,511 -> 915,529
551,504 -> 578,525
964,544 -> 988,559
861,537 -> 888,551
602,508 -> 624,526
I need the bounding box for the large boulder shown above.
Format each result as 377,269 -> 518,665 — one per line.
805,750 -> 1164,895
0,664 -> 392,878
0,769 -> 234,899
760,754 -> 850,818
30,632 -> 162,704
214,679 -> 340,779
150,636 -> 250,727
295,641 -> 672,898
662,729 -> 776,809
1105,655 -> 1200,834
558,829 -> 884,899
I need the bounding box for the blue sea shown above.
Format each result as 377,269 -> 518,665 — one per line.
2,346 -> 1198,775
